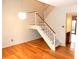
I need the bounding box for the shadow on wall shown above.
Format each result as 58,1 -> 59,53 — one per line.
44,5 -> 55,18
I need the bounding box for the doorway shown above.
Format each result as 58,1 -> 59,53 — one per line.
66,13 -> 77,47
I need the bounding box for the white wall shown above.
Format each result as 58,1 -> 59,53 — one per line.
44,4 -> 77,46
2,0 -> 49,48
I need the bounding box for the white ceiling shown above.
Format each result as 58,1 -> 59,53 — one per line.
37,0 -> 77,6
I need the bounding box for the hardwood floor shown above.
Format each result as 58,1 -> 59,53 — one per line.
2,38 -> 74,59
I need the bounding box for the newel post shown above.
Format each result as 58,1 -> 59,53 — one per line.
35,12 -> 37,25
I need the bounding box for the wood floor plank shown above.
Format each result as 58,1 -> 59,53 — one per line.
2,38 -> 74,59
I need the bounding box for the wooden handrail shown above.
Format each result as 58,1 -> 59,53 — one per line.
36,13 -> 56,34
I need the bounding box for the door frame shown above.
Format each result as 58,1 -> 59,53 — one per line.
65,12 -> 77,46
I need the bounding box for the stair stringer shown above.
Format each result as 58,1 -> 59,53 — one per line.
36,26 -> 55,51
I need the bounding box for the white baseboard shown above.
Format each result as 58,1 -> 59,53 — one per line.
2,37 -> 42,48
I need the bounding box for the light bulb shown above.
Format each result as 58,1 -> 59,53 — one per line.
18,12 -> 27,20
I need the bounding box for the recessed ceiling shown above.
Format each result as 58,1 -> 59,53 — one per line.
37,0 -> 77,6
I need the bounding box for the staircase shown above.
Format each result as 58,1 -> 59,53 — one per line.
30,12 -> 60,51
